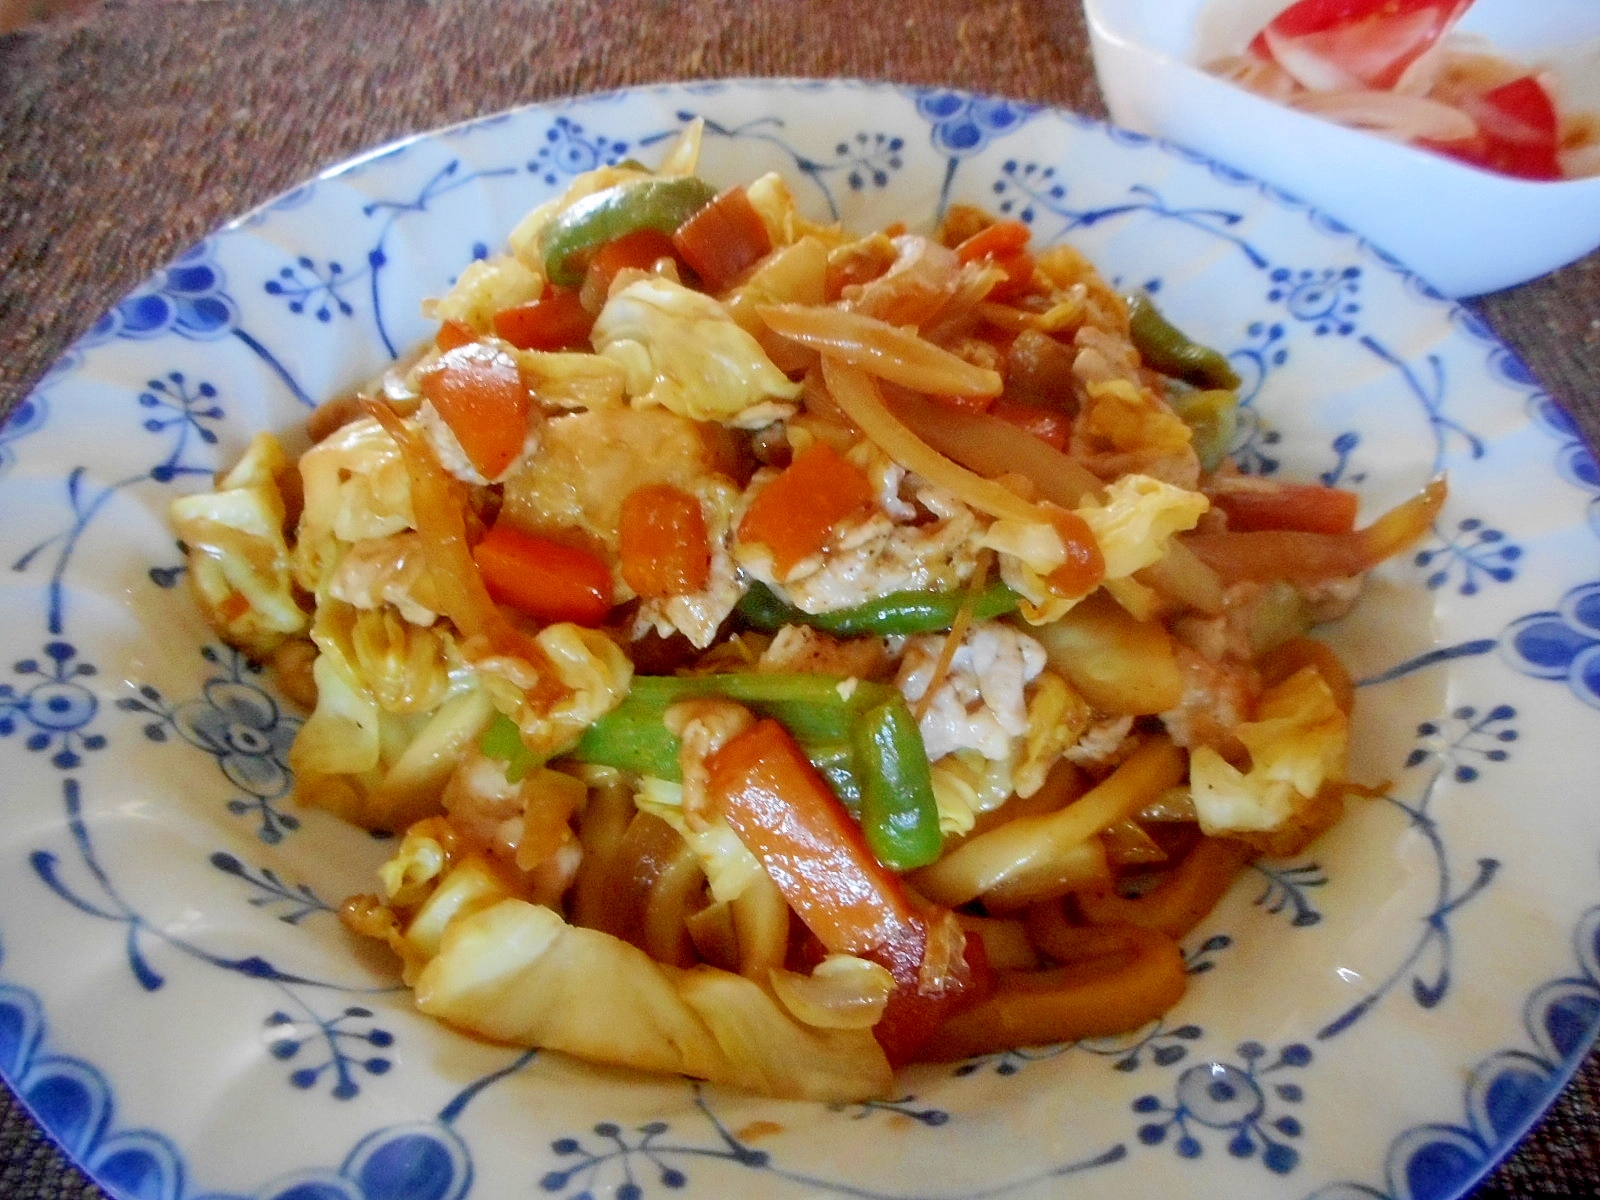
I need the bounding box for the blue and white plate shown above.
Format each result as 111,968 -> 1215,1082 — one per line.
2,79 -> 1597,1200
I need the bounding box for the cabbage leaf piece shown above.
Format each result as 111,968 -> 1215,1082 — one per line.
170,432 -> 308,657
291,601 -> 495,832
294,416 -> 416,596
592,276 -> 802,427
1188,665 -> 1348,835
986,473 -> 1208,624
413,896 -> 893,1101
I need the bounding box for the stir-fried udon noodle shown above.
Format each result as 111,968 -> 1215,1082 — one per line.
172,124 -> 1443,1102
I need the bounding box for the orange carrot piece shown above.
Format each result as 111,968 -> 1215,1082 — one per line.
618,482 -> 711,599
707,719 -> 923,962
416,343 -> 529,480
590,227 -> 679,283
1187,477 -> 1446,585
472,523 -> 614,626
435,318 -> 477,352
493,285 -> 596,352
988,398 -> 1072,451
1211,480 -> 1360,535
707,718 -> 987,1065
737,440 -> 874,576
671,185 -> 773,292
955,220 -> 1031,264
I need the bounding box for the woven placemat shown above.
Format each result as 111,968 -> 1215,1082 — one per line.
2,3 -> 1597,1197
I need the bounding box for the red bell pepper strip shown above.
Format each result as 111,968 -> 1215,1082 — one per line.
416,342 -> 530,480
1249,0 -> 1475,92
472,522 -> 615,626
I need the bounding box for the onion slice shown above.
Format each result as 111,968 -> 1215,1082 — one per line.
820,358 -> 1042,523
762,303 -> 1003,399
1290,88 -> 1477,143
883,386 -> 1103,510
770,955 -> 896,1030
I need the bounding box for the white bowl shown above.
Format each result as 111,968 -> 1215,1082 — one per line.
1084,0 -> 1600,296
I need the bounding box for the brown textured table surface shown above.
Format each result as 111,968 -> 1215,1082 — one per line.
2,2 -> 1597,1197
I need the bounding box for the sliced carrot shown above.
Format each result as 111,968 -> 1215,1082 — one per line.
416,342 -> 530,480
493,285 -> 596,352
707,718 -> 924,961
1211,480 -> 1360,535
707,717 -> 988,1065
472,522 -> 614,626
588,228 -> 679,287
435,318 -> 477,352
955,220 -> 1031,264
618,482 -> 711,599
988,398 -> 1072,451
671,185 -> 773,293
737,440 -> 874,576
1187,477 -> 1445,585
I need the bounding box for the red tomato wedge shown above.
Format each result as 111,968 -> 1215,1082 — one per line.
1422,75 -> 1563,180
416,342 -> 530,480
1250,0 -> 1475,92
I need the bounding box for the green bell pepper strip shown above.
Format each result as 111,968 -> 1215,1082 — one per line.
540,176 -> 718,287
480,681 -> 870,803
481,713 -> 540,782
567,673 -> 896,780
482,671 -> 941,869
1169,387 -> 1240,474
1126,292 -> 1242,392
736,579 -> 1021,638
853,698 -> 943,870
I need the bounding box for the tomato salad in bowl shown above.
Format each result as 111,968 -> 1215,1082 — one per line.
170,122 -> 1442,1102
1086,0 -> 1600,295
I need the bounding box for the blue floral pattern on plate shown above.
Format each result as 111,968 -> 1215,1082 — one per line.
1,79 -> 1597,1200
